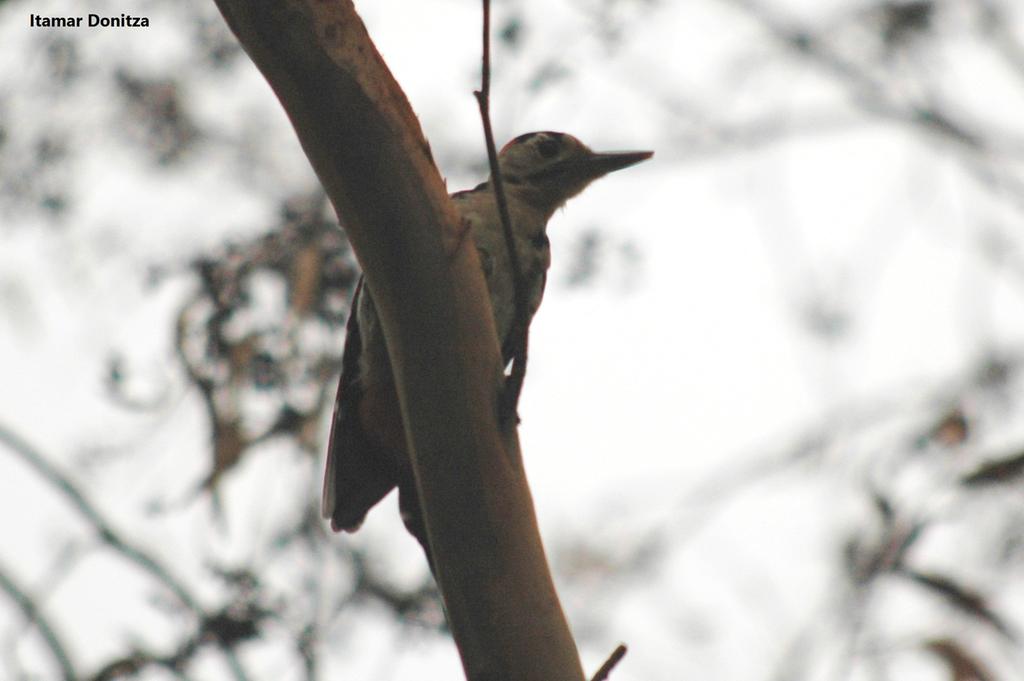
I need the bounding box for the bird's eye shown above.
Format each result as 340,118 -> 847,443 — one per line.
536,138 -> 560,159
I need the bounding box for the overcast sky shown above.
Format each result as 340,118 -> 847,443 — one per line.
2,0 -> 1024,679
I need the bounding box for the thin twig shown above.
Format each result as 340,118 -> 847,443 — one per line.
0,423 -> 251,681
0,560 -> 77,681
591,643 -> 628,681
0,424 -> 200,612
473,0 -> 530,424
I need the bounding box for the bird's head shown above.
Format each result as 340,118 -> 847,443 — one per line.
495,131 -> 653,215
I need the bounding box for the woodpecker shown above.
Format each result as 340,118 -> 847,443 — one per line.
322,131 -> 652,547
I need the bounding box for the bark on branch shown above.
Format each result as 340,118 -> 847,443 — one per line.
208,1 -> 584,679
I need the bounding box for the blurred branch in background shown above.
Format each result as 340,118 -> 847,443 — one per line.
0,418 -> 442,680
551,346 -> 1024,678
2,0 -> 1024,679
0,422 -> 253,681
0,558 -> 75,681
171,191 -> 357,493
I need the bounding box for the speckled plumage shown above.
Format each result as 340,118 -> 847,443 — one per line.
322,132 -> 652,546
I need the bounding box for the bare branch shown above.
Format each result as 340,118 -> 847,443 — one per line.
897,569 -> 1018,642
207,1 -> 584,678
473,0 -> 530,423
720,0 -> 1024,157
590,644 -> 627,681
0,560 -> 77,681
0,424 -> 200,612
0,423 -> 251,681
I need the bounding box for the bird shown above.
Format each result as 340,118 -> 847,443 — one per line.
322,131 -> 653,551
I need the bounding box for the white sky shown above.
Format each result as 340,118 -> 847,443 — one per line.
2,0 -> 1024,679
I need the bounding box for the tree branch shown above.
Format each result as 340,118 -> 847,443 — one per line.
590,644 -> 628,681
0,560 -> 77,681
208,1 -> 583,679
473,0 -> 530,424
0,423 -> 250,681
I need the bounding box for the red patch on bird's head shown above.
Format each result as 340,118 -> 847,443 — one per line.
500,132 -> 550,154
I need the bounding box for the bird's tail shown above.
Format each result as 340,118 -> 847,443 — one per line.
322,384 -> 399,532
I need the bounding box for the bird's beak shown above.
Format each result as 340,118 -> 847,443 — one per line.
540,149 -> 652,186
584,149 -> 654,177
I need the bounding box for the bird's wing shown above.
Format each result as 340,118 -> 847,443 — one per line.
500,271 -> 547,366
322,277 -> 398,531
